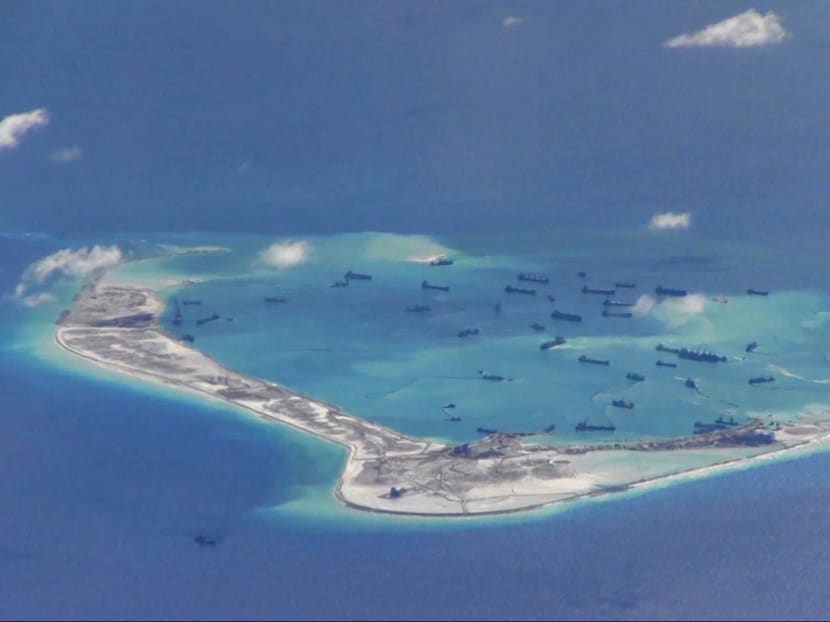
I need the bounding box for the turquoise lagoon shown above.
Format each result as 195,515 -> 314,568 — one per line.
104,230 -> 830,456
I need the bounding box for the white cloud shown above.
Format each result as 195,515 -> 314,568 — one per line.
634,293 -> 708,328
258,240 -> 312,269
20,292 -> 57,307
236,161 -> 251,174
0,108 -> 50,151
502,16 -> 524,28
50,146 -> 83,163
12,245 -> 123,302
664,9 -> 790,48
648,212 -> 691,231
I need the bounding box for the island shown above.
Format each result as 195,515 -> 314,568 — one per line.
55,279 -> 830,517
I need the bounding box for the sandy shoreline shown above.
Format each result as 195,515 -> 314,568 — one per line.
52,279 -> 830,518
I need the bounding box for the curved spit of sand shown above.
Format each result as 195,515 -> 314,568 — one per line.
55,281 -> 830,517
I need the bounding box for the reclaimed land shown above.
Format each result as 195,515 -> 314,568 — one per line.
55,281 -> 830,517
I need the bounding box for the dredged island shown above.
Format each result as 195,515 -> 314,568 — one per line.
55,280 -> 830,517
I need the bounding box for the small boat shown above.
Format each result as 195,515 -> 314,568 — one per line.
612,400 -> 634,409
748,375 -> 775,385
626,372 -> 645,382
578,355 -> 609,366
430,256 -> 453,266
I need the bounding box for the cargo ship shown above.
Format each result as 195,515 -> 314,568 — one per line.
345,270 -> 372,281
677,348 -> 727,363
422,280 -> 450,292
518,272 -> 549,284
430,256 -> 453,266
603,299 -> 635,307
530,323 -> 546,332
575,419 -> 616,432
578,355 -> 610,366
612,400 -> 634,409
655,286 -> 687,297
602,310 -> 632,318
264,296 -> 286,303
582,285 -> 615,295
747,288 -> 769,296
656,360 -> 678,368
477,427 -> 499,435
196,313 -> 220,326
626,372 -> 645,382
331,280 -> 349,288
405,305 -> 431,313
458,328 -> 480,338
478,371 -> 505,382
748,375 -> 775,385
551,310 -> 582,322
540,336 -> 566,350
505,285 -> 536,295
615,282 -> 636,289
693,416 -> 739,434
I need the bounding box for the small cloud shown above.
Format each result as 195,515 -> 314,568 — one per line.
12,245 -> 123,303
648,212 -> 691,231
664,9 -> 790,48
20,292 -> 57,307
236,161 -> 251,174
502,16 -> 524,28
49,146 -> 83,163
258,240 -> 312,269
0,108 -> 50,151
633,293 -> 708,328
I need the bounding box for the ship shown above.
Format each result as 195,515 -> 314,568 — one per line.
677,348 -> 727,363
182,299 -> 203,306
656,360 -> 678,368
172,297 -> 182,326
196,313 -> 220,326
505,285 -> 536,295
430,256 -> 453,266
422,280 -> 450,292
685,377 -> 698,389
540,336 -> 566,350
530,323 -> 546,332
331,280 -> 349,288
603,299 -> 635,307
615,282 -> 636,289
477,427 -> 499,435
655,286 -> 687,297
458,328 -> 480,338
546,295 -> 557,303
582,285 -> 615,296
264,296 -> 286,303
180,334 -> 195,343
518,272 -> 549,284
693,416 -> 739,434
551,310 -> 582,322
745,341 -> 759,353
345,270 -> 372,281
747,288 -> 769,296
577,271 -> 587,279
405,305 -> 431,313
479,371 -> 505,381
579,355 -> 610,366
626,372 -> 645,382
602,310 -> 632,318
655,343 -> 680,353
575,419 -> 616,432
748,375 -> 775,385
612,399 -> 634,409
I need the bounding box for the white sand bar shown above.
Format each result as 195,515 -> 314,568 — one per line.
55,282 -> 830,517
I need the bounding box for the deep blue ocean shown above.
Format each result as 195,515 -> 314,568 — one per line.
2,231 -> 830,620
